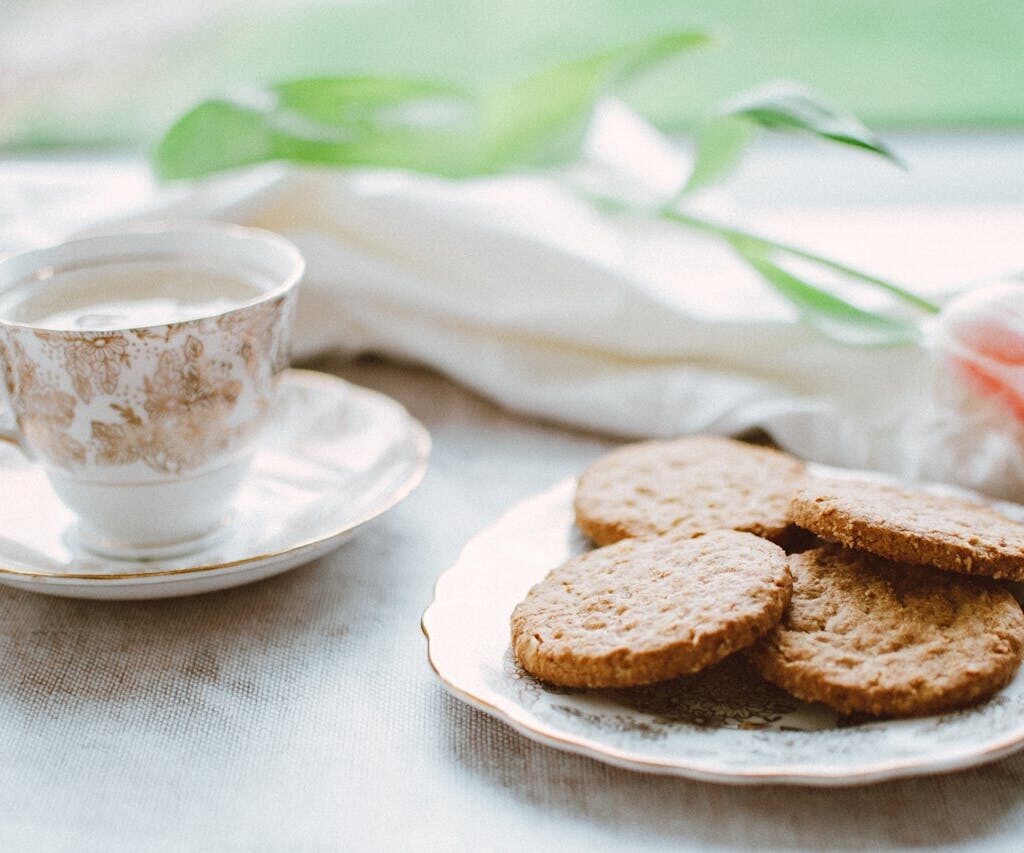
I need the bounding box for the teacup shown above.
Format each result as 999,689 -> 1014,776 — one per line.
0,223 -> 304,558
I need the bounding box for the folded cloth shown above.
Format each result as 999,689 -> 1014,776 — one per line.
5,106 -> 1024,498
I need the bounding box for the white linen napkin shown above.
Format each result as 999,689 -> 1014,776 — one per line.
5,104 -> 1024,498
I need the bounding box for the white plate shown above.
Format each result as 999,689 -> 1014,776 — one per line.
422,473 -> 1024,786
0,369 -> 429,599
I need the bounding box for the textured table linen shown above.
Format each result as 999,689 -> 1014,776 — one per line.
1,358 -> 1024,852
3,139 -> 1024,851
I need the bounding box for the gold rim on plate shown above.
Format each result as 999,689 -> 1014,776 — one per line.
421,475 -> 1024,785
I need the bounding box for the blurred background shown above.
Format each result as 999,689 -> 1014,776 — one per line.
3,0 -> 1023,153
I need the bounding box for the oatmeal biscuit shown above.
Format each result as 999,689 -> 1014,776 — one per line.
510,530 -> 792,688
792,478 -> 1024,581
748,545 -> 1024,717
574,436 -> 806,546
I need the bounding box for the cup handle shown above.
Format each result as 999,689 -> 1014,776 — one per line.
0,414 -> 24,450
0,360 -> 30,456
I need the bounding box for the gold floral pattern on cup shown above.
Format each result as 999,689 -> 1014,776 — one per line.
0,223 -> 304,557
1,291 -> 294,476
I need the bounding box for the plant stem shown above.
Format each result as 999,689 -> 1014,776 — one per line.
658,207 -> 942,315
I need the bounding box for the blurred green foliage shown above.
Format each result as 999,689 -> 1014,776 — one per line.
4,0 -> 1023,151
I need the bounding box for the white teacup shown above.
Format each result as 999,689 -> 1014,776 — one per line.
0,223 -> 304,558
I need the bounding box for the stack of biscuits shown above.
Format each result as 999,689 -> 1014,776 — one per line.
510,436 -> 1024,717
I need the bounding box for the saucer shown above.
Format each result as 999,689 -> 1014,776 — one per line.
0,369 -> 430,599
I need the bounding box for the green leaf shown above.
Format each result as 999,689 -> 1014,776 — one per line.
718,80 -> 903,166
728,237 -> 920,346
155,99 -> 279,181
680,115 -> 755,195
479,53 -> 613,171
154,78 -> 482,180
154,31 -> 710,181
482,30 -> 710,169
272,77 -> 472,127
659,208 -> 940,315
651,204 -> 932,344
677,80 -> 900,198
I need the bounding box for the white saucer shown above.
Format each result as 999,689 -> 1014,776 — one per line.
0,369 -> 429,599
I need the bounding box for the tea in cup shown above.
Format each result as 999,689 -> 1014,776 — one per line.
0,223 -> 304,558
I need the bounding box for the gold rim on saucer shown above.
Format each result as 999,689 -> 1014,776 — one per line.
0,369 -> 430,582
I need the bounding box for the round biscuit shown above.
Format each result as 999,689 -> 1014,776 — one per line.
574,436 -> 806,546
510,529 -> 792,688
748,545 -> 1024,717
792,478 -> 1024,581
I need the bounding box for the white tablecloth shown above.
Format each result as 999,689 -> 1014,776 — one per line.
3,139 -> 1024,851
1,357 -> 1022,852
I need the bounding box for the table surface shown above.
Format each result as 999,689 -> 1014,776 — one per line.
4,135 -> 1024,850
0,353 -> 1021,853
